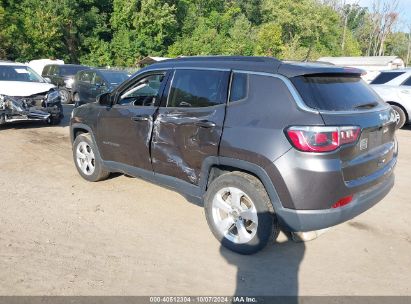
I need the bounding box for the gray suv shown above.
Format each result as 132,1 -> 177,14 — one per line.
70,57 -> 397,254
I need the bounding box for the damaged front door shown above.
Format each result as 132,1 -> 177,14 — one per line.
151,69 -> 230,184
96,72 -> 168,170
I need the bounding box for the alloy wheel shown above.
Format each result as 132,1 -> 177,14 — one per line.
76,141 -> 96,176
211,187 -> 258,244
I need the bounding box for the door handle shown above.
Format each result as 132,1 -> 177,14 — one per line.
401,90 -> 410,94
131,115 -> 151,122
195,120 -> 216,128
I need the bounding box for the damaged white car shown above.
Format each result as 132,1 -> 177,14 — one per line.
0,61 -> 63,126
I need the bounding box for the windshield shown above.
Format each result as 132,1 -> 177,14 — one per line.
0,65 -> 45,83
101,71 -> 129,85
60,66 -> 87,76
291,74 -> 383,111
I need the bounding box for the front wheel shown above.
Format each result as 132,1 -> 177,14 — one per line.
391,105 -> 406,129
59,88 -> 71,104
73,133 -> 110,182
46,116 -> 61,125
204,172 -> 279,255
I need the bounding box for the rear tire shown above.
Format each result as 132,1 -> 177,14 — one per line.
204,171 -> 279,255
73,133 -> 110,182
390,105 -> 406,129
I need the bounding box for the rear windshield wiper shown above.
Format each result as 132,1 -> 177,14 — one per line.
354,102 -> 379,110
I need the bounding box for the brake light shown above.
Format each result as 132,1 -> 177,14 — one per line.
286,126 -> 361,152
332,195 -> 353,209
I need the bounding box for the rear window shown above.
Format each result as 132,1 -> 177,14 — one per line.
370,72 -> 405,84
292,74 -> 382,111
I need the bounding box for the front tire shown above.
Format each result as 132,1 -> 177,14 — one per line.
204,172 -> 279,255
47,116 -> 61,125
391,105 -> 406,129
59,88 -> 71,104
73,133 -> 110,182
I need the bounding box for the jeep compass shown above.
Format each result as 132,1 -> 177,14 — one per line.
70,56 -> 397,254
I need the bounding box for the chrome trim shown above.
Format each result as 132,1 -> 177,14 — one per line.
227,71 -> 233,104
166,70 -> 176,107
174,67 -> 231,72
232,70 -> 393,115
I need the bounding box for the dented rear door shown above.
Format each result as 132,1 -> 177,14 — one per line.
151,69 -> 230,185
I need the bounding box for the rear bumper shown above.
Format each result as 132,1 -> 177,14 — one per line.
276,173 -> 394,232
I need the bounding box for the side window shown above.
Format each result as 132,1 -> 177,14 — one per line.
230,73 -> 249,102
118,73 -> 165,106
370,72 -> 405,84
80,71 -> 93,84
51,66 -> 59,76
94,74 -> 104,86
402,76 -> 411,87
168,69 -> 229,108
42,66 -> 49,76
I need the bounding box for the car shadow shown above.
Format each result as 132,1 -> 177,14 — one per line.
219,213 -> 304,299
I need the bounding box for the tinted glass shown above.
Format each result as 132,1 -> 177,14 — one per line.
80,71 -> 93,83
402,76 -> 411,86
0,66 -> 44,83
292,75 -> 382,111
100,71 -> 129,86
42,66 -> 50,75
119,74 -> 165,106
168,70 -> 229,107
230,73 -> 248,102
60,66 -> 86,76
370,72 -> 405,84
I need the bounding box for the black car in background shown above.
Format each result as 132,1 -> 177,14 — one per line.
72,69 -> 129,107
42,64 -> 89,104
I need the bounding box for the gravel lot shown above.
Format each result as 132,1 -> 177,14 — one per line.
0,105 -> 410,296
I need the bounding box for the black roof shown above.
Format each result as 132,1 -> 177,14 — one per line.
144,56 -> 363,78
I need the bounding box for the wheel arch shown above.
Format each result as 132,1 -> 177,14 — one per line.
386,101 -> 409,122
71,123 -> 93,143
200,156 -> 283,213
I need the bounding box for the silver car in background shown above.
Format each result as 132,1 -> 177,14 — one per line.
370,69 -> 411,129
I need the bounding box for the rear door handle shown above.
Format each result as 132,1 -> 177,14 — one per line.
195,120 -> 216,128
131,115 -> 151,122
401,90 -> 410,94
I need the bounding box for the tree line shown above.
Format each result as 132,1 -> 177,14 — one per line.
0,0 -> 410,67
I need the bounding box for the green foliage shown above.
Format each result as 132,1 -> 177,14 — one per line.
0,0 -> 407,66
255,23 -> 283,57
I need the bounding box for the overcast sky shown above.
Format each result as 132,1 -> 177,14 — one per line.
347,0 -> 411,29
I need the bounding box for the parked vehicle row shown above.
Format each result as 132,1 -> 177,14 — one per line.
41,63 -> 130,106
70,56 -> 398,254
42,64 -> 89,104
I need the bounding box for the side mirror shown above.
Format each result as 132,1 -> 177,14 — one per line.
44,77 -> 51,83
97,92 -> 112,106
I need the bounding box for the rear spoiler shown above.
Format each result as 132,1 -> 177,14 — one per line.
277,62 -> 364,78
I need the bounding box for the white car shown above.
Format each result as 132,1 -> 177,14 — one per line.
370,69 -> 411,129
0,61 -> 63,125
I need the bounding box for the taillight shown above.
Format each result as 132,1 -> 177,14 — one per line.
332,195 -> 353,209
286,126 -> 361,153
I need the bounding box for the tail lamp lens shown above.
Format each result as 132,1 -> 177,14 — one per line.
286,126 -> 361,152
332,195 -> 354,209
